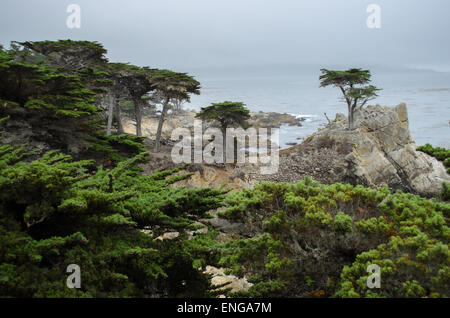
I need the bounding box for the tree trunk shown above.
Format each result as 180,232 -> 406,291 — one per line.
222,127 -> 227,164
154,98 -> 170,152
348,105 -> 354,130
114,96 -> 124,134
134,98 -> 143,136
106,95 -> 114,136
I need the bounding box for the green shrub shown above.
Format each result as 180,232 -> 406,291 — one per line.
217,179 -> 450,298
441,182 -> 450,201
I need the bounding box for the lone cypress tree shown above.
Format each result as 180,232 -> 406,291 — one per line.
195,101 -> 250,163
319,68 -> 380,130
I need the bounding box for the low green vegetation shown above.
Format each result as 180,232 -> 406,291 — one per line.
441,182 -> 450,202
207,178 -> 450,297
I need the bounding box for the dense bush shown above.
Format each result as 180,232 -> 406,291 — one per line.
213,178 -> 449,298
0,145 -> 225,297
441,182 -> 450,202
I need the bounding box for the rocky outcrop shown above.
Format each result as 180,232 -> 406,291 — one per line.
248,111 -> 304,127
271,103 -> 449,197
317,103 -> 449,197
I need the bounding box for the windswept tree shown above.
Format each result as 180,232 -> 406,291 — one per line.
0,43 -> 142,164
0,45 -> 101,154
20,40 -> 108,70
195,101 -> 250,163
20,41 -> 156,138
19,40 -> 121,135
319,68 -> 380,130
19,40 -> 111,98
106,64 -> 156,137
150,70 -> 200,152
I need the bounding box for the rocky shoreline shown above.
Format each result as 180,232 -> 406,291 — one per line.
139,103 -> 450,199
122,109 -> 305,139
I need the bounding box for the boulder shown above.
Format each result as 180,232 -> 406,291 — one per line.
203,265 -> 253,295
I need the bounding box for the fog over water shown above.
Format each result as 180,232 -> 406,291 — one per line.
1,0 -> 449,147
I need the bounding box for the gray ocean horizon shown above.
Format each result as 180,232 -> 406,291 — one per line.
181,64 -> 450,149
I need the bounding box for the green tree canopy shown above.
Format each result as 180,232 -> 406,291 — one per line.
0,46 -> 102,154
196,101 -> 250,163
103,63 -> 159,137
216,179 -> 450,297
150,69 -> 200,152
20,40 -> 108,69
0,40 -> 228,298
0,44 -> 140,164
195,101 -> 250,131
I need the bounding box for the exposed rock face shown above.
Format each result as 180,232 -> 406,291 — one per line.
176,165 -> 251,191
203,266 -> 253,295
290,103 -> 449,197
200,208 -> 251,236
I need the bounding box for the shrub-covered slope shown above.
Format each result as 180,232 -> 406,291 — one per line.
203,178 -> 450,297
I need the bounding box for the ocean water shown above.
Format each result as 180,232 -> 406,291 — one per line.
184,65 -> 450,149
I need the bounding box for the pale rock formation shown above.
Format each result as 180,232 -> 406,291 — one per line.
204,265 -> 253,295
305,103 -> 449,197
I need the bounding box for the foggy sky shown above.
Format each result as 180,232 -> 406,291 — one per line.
1,0 -> 450,71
